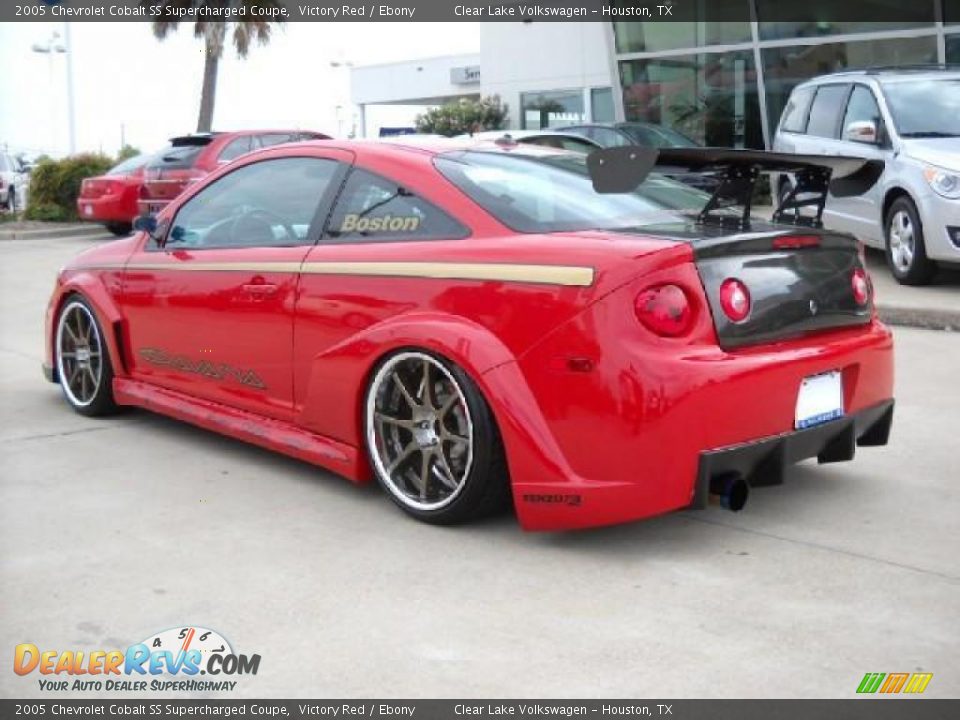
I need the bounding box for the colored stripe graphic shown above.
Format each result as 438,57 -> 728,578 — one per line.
903,673 -> 933,694
880,673 -> 909,693
857,673 -> 885,694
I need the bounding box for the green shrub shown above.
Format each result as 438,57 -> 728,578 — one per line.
26,153 -> 114,222
24,202 -> 70,222
415,96 -> 509,137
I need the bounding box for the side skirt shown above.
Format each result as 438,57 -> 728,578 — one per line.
113,378 -> 371,483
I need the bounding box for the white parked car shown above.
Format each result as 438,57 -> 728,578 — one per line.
0,152 -> 27,213
773,68 -> 960,285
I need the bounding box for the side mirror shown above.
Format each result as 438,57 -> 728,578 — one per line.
132,214 -> 157,235
844,120 -> 879,145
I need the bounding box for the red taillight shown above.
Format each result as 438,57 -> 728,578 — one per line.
719,278 -> 751,323
772,235 -> 821,250
634,284 -> 693,337
852,268 -> 870,305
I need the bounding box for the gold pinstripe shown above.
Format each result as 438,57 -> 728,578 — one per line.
77,261 -> 595,287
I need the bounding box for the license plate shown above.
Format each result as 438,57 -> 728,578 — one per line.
83,204 -> 93,216
795,371 -> 844,430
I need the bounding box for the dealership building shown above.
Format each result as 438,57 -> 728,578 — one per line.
352,2 -> 960,148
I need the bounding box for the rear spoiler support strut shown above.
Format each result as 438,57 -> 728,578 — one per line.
771,166 -> 833,228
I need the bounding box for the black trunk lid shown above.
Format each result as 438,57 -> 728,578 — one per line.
691,225 -> 871,349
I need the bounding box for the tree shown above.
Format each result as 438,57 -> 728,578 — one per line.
148,1 -> 284,132
415,96 -> 509,137
116,145 -> 142,163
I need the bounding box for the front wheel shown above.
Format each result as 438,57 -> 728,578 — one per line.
364,350 -> 509,525
885,196 -> 936,285
55,297 -> 118,416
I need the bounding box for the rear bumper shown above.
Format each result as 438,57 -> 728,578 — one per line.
691,399 -> 893,509
76,195 -> 136,223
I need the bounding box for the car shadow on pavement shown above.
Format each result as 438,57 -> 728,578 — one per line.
68,400 -> 871,557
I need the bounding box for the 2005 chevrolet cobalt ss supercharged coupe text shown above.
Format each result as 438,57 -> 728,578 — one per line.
42,139 -> 894,531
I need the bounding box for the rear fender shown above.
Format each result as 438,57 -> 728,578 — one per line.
294,311 -> 574,493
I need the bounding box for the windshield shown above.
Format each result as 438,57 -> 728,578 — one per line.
882,79 -> 960,138
434,150 -> 709,234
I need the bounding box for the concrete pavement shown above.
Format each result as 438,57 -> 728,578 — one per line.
1,233 -> 958,699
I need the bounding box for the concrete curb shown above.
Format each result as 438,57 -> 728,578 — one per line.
0,224 -> 107,241
877,306 -> 959,332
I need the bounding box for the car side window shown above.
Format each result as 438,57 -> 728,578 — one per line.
259,133 -> 297,148
841,86 -> 883,136
780,86 -> 816,133
164,158 -> 340,250
805,84 -> 852,139
590,127 -> 632,147
324,168 -> 469,244
218,136 -> 253,163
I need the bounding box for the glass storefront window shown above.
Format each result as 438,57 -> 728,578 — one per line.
948,35 -> 960,63
762,35 -> 937,134
590,88 -> 615,123
619,51 -> 763,149
756,1 -> 935,40
521,90 -> 585,130
946,0 -> 960,24
612,2 -> 752,53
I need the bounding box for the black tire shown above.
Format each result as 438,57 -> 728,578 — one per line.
105,222 -> 133,237
54,296 -> 119,417
364,349 -> 510,525
6,188 -> 15,213
885,196 -> 936,286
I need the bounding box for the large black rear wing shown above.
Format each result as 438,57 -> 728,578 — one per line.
586,147 -> 884,231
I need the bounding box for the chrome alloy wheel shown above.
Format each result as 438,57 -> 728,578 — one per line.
367,352 -> 474,511
56,301 -> 103,408
888,209 -> 915,273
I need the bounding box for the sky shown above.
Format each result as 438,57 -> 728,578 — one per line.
0,21 -> 481,159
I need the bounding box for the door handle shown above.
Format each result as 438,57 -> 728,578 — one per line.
242,283 -> 278,297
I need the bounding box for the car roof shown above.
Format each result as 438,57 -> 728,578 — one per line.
798,67 -> 960,87
272,137 -> 576,163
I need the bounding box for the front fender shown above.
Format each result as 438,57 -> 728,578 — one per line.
45,272 -> 127,382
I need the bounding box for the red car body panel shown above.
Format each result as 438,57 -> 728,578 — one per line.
77,167 -> 145,225
45,141 -> 895,531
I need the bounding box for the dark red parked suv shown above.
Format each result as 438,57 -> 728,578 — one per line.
138,129 -> 330,215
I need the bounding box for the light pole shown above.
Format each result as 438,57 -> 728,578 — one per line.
330,60 -> 354,138
31,25 -> 76,156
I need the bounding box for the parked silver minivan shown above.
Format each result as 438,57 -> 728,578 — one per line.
773,68 -> 960,285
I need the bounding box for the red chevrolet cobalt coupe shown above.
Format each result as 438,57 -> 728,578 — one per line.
43,140 -> 894,530
77,154 -> 152,236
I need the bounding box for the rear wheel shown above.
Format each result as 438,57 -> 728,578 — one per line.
55,297 -> 118,416
885,196 -> 936,285
364,350 -> 509,525
105,222 -> 132,236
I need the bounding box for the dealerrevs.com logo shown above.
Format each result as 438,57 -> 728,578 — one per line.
13,626 -> 261,692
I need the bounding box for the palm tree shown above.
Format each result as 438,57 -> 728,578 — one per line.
147,1 -> 284,132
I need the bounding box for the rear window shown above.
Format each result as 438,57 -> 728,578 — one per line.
434,150 -> 709,234
779,86 -> 816,133
806,85 -> 851,139
107,154 -> 150,176
147,138 -> 212,170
